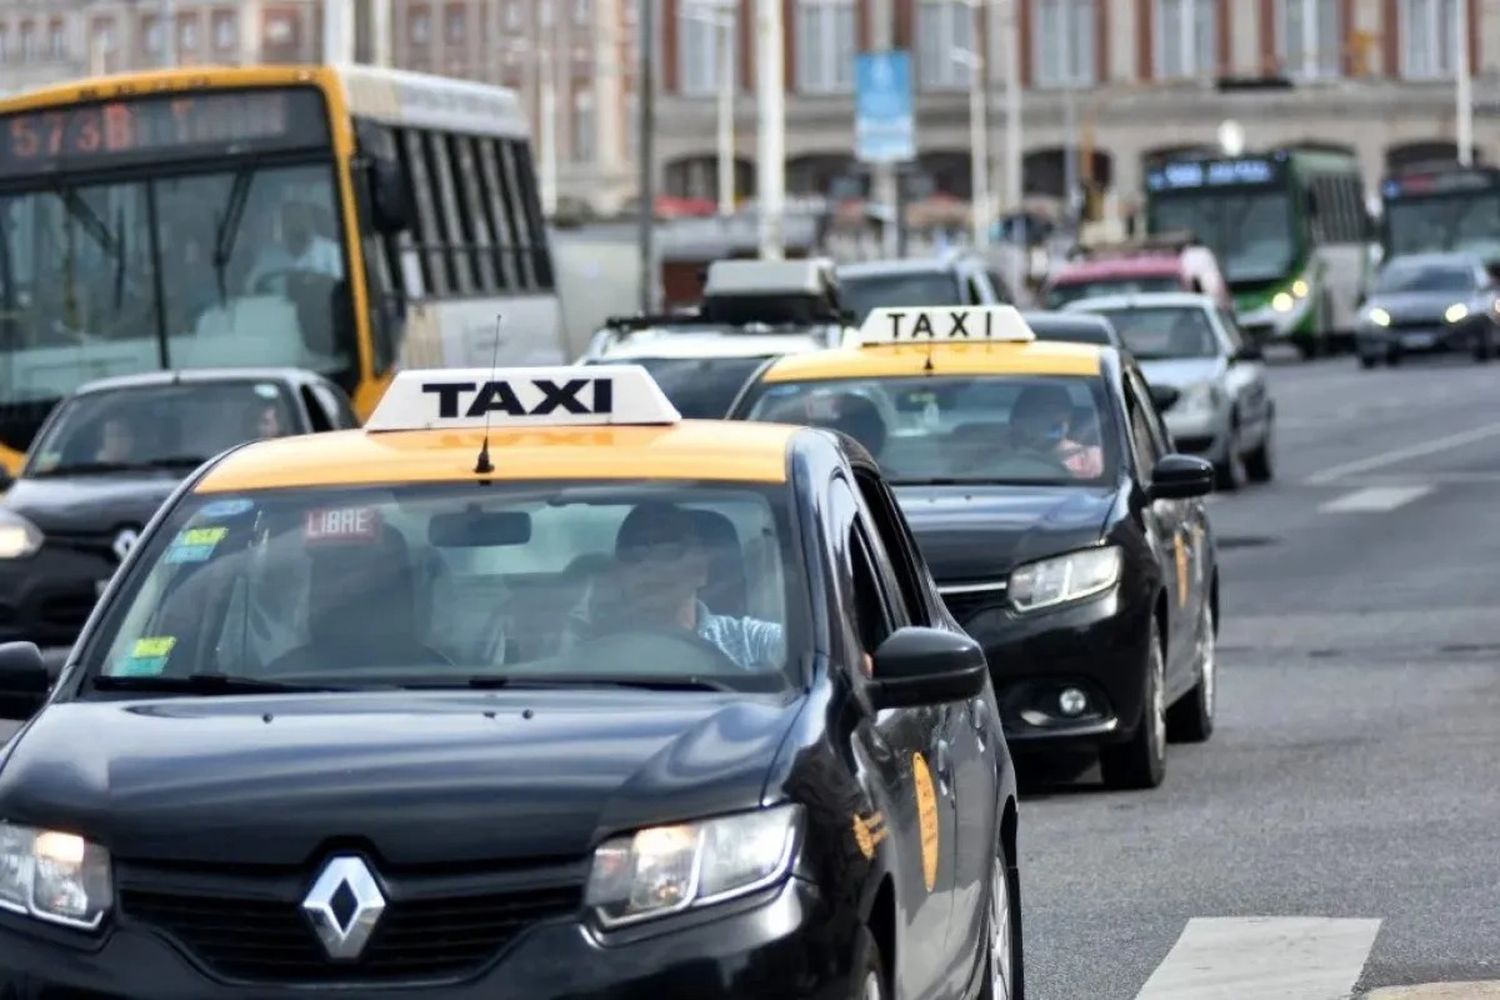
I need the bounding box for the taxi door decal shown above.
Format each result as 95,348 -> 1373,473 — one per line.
912,752 -> 939,892
1174,532 -> 1190,608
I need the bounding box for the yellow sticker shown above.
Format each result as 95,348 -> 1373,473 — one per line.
180,527 -> 228,546
1174,533 -> 1190,608
852,811 -> 887,859
913,752 -> 939,892
132,636 -> 176,658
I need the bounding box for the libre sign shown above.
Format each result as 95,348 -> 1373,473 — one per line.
855,51 -> 914,164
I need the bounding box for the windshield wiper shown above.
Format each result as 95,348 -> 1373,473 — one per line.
890,477 -> 1023,486
145,455 -> 208,469
94,674 -> 350,694
30,457 -> 205,477
458,674 -> 733,692
213,167 -> 256,304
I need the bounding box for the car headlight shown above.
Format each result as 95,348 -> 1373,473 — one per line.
0,512 -> 42,560
586,804 -> 801,927
1272,292 -> 1295,313
1291,279 -> 1310,299
1180,381 -> 1221,413
1445,303 -> 1470,324
1367,307 -> 1392,328
1009,546 -> 1122,613
0,823 -> 112,930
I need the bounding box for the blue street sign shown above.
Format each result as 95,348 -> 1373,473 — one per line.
855,51 -> 914,165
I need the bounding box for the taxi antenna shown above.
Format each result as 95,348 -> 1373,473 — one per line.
474,315 -> 503,475
923,341 -> 935,373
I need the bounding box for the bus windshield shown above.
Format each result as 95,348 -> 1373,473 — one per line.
1384,194 -> 1500,263
1149,191 -> 1299,284
0,162 -> 351,406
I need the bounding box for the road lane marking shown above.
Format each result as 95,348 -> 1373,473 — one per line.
1363,986 -> 1500,999
1319,486 -> 1433,513
1305,423 -> 1500,485
1134,916 -> 1381,1000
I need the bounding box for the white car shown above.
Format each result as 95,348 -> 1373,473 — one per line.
1065,291 -> 1275,490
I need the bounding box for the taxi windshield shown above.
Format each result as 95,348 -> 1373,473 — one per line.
87,482 -> 800,692
26,380 -> 297,477
745,374 -> 1118,487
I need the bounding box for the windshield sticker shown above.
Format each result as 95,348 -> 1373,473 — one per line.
32,451 -> 60,473
164,526 -> 228,564
305,507 -> 382,543
117,636 -> 176,676
254,383 -> 280,399
197,499 -> 255,520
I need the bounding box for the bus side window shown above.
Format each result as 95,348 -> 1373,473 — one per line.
492,139 -> 536,289
475,138 -> 518,291
398,127 -> 449,298
508,140 -> 556,291
450,135 -> 500,292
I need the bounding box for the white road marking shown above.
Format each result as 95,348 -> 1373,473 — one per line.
1363,985 -> 1500,999
1134,916 -> 1381,1000
1319,486 -> 1433,513
1342,471 -> 1500,485
1305,422 -> 1500,485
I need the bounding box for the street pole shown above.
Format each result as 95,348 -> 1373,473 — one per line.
1059,0 -> 1077,238
871,0 -> 899,257
372,0 -> 393,67
538,4 -> 558,217
160,0 -> 176,68
1457,0 -> 1473,167
756,0 -> 785,258
960,40 -> 989,249
1002,0 -> 1023,295
717,9 -> 736,215
322,0 -> 354,64
637,0 -> 656,312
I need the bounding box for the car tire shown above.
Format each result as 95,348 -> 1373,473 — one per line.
1245,417 -> 1274,483
1474,324 -> 1495,363
980,838 -> 1025,1000
1167,600 -> 1216,744
1386,346 -> 1403,367
1294,335 -> 1319,361
1100,617 -> 1167,790
850,924 -> 889,1000
1358,352 -> 1379,370
1214,429 -> 1246,491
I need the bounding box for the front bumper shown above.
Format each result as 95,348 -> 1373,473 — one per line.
1356,316 -> 1486,354
950,586 -> 1154,752
1162,407 -> 1230,463
0,876 -> 851,999
0,542 -> 117,649
1238,295 -> 1313,341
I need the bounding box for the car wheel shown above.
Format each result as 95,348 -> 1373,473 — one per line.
1294,335 -> 1319,360
850,924 -> 888,1000
1358,352 -> 1380,370
1100,617 -> 1167,790
980,839 -> 1025,1000
1474,324 -> 1495,363
1386,346 -> 1403,367
1245,417 -> 1274,483
1168,600 -> 1216,743
1214,429 -> 1246,491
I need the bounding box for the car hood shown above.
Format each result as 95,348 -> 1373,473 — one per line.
0,690 -> 802,866
894,485 -> 1116,582
1137,357 -> 1226,390
1365,290 -> 1474,322
2,474 -> 181,535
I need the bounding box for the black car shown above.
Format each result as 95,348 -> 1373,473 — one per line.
1356,252 -> 1500,367
0,369 -> 357,661
733,331 -> 1219,789
1021,311 -> 1123,349
0,364 -> 1022,999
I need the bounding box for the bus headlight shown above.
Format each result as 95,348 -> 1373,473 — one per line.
1445,303 -> 1470,324
1291,279 -> 1310,299
0,823 -> 113,930
1272,292 -> 1295,313
0,512 -> 43,559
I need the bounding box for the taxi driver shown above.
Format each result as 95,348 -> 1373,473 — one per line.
585,501 -> 783,671
1010,384 -> 1104,479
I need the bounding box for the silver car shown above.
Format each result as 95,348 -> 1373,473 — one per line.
1064,292 -> 1275,490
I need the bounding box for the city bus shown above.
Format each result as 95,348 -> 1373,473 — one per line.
1144,147 -> 1371,358
0,64 -> 563,474
1379,165 -> 1500,277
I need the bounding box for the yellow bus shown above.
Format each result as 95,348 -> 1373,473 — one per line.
0,64 -> 565,474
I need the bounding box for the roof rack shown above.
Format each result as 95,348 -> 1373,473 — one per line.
1067,229 -> 1201,260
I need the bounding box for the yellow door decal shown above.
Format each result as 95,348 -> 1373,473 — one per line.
852,811 -> 888,859
912,752 -> 939,892
1174,533 -> 1190,608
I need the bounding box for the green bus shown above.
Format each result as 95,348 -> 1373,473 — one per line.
1144,148 -> 1372,358
1380,166 -> 1500,276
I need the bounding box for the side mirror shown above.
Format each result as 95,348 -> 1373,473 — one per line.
370,156 -> 414,234
1233,343 -> 1263,363
1147,383 -> 1181,411
0,641 -> 50,721
1148,454 -> 1215,501
869,627 -> 988,710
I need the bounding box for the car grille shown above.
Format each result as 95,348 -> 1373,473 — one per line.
119,862 -> 584,986
940,584 -> 1009,624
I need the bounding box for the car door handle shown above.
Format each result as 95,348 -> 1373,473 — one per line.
934,738 -> 953,796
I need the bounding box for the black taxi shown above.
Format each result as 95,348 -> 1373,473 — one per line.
730,306 -> 1219,790
0,364 -> 1021,999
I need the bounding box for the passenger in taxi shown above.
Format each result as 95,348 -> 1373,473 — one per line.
568,501 -> 784,671
93,413 -> 138,465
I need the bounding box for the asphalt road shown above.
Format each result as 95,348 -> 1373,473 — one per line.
1018,350 -> 1500,999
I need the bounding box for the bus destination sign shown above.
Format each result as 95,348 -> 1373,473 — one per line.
1146,157 -> 1281,192
0,87 -> 330,173
1381,167 -> 1500,200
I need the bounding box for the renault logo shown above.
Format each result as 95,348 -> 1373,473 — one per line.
302,856 -> 386,961
111,528 -> 138,562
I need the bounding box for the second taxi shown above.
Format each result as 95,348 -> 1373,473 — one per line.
0,365 -> 1020,999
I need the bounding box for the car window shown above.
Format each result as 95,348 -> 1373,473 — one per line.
1375,261 -> 1477,293
1216,308 -> 1245,351
838,271 -> 965,324
853,468 -> 929,626
745,374 -> 1118,487
1045,277 -> 1180,308
1123,372 -> 1166,472
590,355 -> 770,419
313,381 -> 360,428
298,385 -> 334,433
1094,306 -> 1220,359
88,481 -> 802,689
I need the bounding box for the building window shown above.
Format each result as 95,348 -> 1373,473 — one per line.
504,2 -> 523,30
572,90 -> 595,162
1401,0 -> 1460,79
179,17 -> 198,52
21,21 -> 38,61
214,11 -> 237,50
93,20 -> 117,53
1155,0 -> 1214,79
47,19 -> 65,60
410,6 -> 431,45
1279,0 -> 1341,78
1033,0 -> 1094,87
797,0 -> 855,93
678,2 -> 730,96
264,12 -> 295,45
445,5 -> 465,44
918,0 -> 974,91
573,0 -> 591,27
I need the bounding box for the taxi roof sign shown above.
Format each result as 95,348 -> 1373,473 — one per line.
365,365 -> 682,431
858,305 -> 1036,346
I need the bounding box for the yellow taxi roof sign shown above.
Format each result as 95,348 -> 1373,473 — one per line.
365,365 -> 682,432
858,305 -> 1036,346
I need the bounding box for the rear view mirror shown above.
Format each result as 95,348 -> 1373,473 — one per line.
0,642 -> 49,721
1147,383 -> 1181,411
869,627 -> 988,709
428,509 -> 532,548
1148,454 -> 1215,500
370,156 -> 414,234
